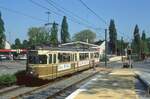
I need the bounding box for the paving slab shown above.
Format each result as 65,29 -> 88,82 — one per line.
66,69 -> 139,99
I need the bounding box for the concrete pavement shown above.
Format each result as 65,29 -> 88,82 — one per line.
66,69 -> 139,99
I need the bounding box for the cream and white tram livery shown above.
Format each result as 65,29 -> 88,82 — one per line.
27,48 -> 99,79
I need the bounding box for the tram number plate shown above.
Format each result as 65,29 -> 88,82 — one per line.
58,64 -> 71,71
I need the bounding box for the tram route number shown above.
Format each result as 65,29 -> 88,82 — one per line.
58,64 -> 71,71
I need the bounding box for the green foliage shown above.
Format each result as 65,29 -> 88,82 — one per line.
22,40 -> 29,48
73,29 -> 96,43
0,74 -> 16,86
12,38 -> 22,49
100,54 -> 109,62
0,12 -> 5,48
141,30 -> 149,54
132,24 -> 141,54
147,38 -> 150,52
28,27 -> 49,46
61,16 -> 70,43
109,19 -> 117,54
116,39 -> 122,55
141,30 -> 146,41
50,22 -> 58,46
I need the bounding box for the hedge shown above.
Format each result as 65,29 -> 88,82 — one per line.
0,74 -> 16,86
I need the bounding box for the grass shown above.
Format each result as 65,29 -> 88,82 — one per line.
0,74 -> 16,86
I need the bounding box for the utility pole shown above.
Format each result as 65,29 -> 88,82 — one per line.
45,11 -> 52,26
105,29 -> 107,67
47,11 -> 50,23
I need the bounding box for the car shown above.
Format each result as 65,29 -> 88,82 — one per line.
0,55 -> 7,60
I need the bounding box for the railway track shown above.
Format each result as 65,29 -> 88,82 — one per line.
0,68 -> 106,99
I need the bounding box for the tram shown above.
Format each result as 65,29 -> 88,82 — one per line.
26,47 -> 100,80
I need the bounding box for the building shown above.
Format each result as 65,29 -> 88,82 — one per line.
60,41 -> 106,56
4,40 -> 11,49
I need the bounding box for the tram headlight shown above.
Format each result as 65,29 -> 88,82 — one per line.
30,71 -> 33,74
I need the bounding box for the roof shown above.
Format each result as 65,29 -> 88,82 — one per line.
60,41 -> 99,47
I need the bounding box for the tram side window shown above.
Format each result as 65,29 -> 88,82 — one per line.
58,53 -> 70,63
53,54 -> 56,63
85,53 -> 89,59
39,55 -> 47,64
71,54 -> 74,62
90,53 -> 94,59
79,53 -> 89,60
49,54 -> 52,64
75,54 -> 77,61
94,53 -> 99,58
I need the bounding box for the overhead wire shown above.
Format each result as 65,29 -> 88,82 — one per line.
29,0 -> 99,29
45,0 -> 105,37
78,0 -> 107,25
77,0 -> 131,41
0,5 -> 46,22
47,0 -> 96,27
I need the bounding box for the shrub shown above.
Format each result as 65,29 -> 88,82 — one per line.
0,74 -> 16,86
100,55 -> 109,62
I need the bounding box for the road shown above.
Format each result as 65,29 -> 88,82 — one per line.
100,58 -> 150,73
0,60 -> 26,75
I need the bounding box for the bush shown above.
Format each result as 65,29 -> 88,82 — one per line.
100,55 -> 109,62
0,74 -> 16,86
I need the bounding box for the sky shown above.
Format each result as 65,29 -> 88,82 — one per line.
0,0 -> 150,44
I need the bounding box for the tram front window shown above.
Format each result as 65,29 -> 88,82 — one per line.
38,55 -> 47,64
28,55 -> 47,64
28,55 -> 38,64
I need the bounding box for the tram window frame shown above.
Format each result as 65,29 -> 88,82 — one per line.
79,53 -> 89,60
73,54 -> 75,61
53,54 -> 56,64
94,52 -> 99,58
71,54 -> 74,62
58,53 -> 71,63
28,55 -> 38,64
75,53 -> 77,61
85,53 -> 89,59
49,54 -> 52,64
90,53 -> 94,59
38,55 -> 47,64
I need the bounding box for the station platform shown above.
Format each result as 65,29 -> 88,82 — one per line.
66,69 -> 139,99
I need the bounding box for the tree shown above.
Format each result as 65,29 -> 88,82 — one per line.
109,19 -> 117,54
50,22 -> 58,46
61,16 -> 70,43
0,12 -> 5,48
73,29 -> 96,43
22,40 -> 28,48
141,30 -> 148,54
147,37 -> 150,52
28,27 -> 49,47
132,24 -> 141,55
12,38 -> 21,49
141,30 -> 146,41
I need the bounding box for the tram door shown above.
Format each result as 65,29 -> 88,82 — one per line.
53,54 -> 57,79
49,53 -> 57,79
